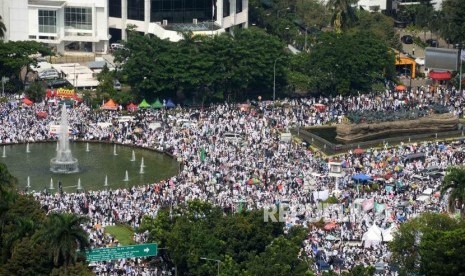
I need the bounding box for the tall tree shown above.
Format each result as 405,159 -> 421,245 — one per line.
389,213 -> 461,275
0,15 -> 6,39
440,0 -> 465,44
296,0 -> 330,30
306,31 -> 395,95
326,0 -> 358,33
25,81 -> 46,103
441,167 -> 465,215
35,213 -> 90,269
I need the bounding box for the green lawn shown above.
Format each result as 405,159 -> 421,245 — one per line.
104,225 -> 135,245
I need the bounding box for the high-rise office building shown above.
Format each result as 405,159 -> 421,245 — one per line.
0,0 -> 248,53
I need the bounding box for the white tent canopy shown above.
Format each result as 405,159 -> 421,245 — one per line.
381,225 -> 396,242
362,224 -> 383,248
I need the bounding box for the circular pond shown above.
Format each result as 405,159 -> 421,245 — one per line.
1,142 -> 179,192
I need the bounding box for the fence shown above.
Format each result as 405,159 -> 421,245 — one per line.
293,127 -> 465,156
51,54 -> 96,64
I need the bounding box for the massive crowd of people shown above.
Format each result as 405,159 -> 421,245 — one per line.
1,85 -> 465,275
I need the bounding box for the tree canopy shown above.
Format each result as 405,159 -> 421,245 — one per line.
115,28 -> 286,103
439,0 -> 465,44
0,40 -> 52,93
389,213 -> 465,276
0,162 -> 91,275
138,200 -> 310,275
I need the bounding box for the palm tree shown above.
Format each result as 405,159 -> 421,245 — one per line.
441,167 -> 465,216
0,15 -> 6,39
326,0 -> 358,33
36,213 -> 90,269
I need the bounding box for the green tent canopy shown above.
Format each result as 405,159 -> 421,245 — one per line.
139,99 -> 150,108
151,99 -> 163,109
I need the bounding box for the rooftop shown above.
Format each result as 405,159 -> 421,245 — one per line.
28,0 -> 66,7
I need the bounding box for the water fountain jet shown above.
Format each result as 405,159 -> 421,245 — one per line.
50,104 -> 79,173
131,150 -> 136,162
49,178 -> 54,190
123,170 -> 129,181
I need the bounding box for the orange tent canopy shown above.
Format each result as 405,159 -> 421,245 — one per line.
102,99 -> 118,110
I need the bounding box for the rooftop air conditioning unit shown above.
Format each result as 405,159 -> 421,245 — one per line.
162,20 -> 168,26
193,18 -> 198,24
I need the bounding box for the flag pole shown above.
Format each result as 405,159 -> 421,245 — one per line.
459,46 -> 463,94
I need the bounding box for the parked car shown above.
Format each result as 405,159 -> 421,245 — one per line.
426,39 -> 439,47
38,69 -> 59,80
401,35 -> 413,44
110,43 -> 125,51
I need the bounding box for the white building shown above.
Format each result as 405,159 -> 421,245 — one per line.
0,0 -> 249,54
1,0 -> 109,53
357,0 -> 392,12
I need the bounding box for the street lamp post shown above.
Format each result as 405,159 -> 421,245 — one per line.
200,257 -> 221,276
273,57 -> 284,102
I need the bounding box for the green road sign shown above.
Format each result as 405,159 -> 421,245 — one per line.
86,243 -> 158,262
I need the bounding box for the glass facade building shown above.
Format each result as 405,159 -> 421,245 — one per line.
65,7 -> 93,30
38,10 -> 57,33
128,0 -> 145,20
150,0 -> 213,23
109,0 -> 122,18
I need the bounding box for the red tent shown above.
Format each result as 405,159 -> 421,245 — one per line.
101,99 -> 118,110
428,70 -> 452,81
353,148 -> 365,155
127,102 -> 138,112
36,111 -> 48,119
22,98 -> 33,106
313,103 -> 326,112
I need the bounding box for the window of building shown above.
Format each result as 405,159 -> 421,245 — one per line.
65,7 -> 92,31
236,0 -> 242,13
38,10 -> 57,33
223,0 -> 230,17
128,0 -> 144,21
151,0 -> 214,24
109,0 -> 122,18
29,35 -> 37,39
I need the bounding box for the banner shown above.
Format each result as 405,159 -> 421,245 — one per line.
312,190 -> 329,201
57,88 -> 75,98
362,198 -> 374,211
374,202 -> 385,213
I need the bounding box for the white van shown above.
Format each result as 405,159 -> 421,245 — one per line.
38,69 -> 59,80
110,43 -> 125,51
